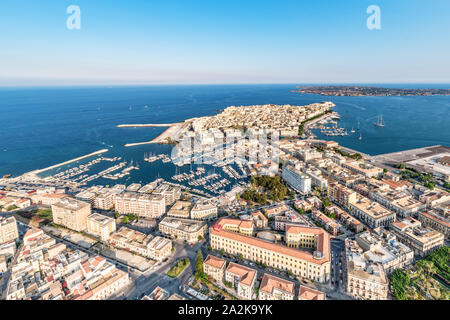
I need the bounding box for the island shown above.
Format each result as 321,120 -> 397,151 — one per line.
291,85 -> 450,96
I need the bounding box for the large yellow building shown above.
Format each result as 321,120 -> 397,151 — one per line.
51,198 -> 91,232
210,220 -> 331,283
215,217 -> 254,236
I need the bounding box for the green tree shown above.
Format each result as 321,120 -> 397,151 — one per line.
195,250 -> 204,280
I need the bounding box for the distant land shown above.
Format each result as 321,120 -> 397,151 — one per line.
292,86 -> 450,96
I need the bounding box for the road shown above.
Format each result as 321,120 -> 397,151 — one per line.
112,240 -> 206,300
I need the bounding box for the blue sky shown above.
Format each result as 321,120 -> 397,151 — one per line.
0,0 -> 449,85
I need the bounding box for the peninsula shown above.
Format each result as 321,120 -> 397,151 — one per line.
292,85 -> 450,96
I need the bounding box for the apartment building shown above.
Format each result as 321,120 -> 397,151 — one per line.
342,161 -> 383,178
419,190 -> 450,209
190,201 -> 218,220
0,216 -> 19,245
167,200 -> 192,218
327,182 -> 357,208
210,223 -> 330,283
94,190 -> 115,210
147,236 -> 173,262
86,213 -> 117,242
310,210 -> 340,236
203,255 -> 226,284
225,262 -> 257,300
31,193 -> 69,206
158,217 -> 206,243
251,210 -> 268,228
114,192 -> 165,218
348,195 -> 395,229
282,165 -> 311,194
109,227 -> 154,257
51,198 -> 91,232
6,228 -> 130,301
258,273 -> 295,300
152,184 -> 181,206
343,239 -> 388,300
391,217 -> 444,257
326,205 -> 364,233
418,210 -> 449,239
265,204 -> 290,217
298,286 -> 326,300
370,190 -> 425,219
355,231 -> 413,274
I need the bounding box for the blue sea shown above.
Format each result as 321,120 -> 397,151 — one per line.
1,84 -> 449,184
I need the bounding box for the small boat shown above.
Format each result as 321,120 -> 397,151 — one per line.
350,127 -> 355,133
359,133 -> 362,141
374,115 -> 385,127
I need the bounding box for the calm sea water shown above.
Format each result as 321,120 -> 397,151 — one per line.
1,84 -> 449,182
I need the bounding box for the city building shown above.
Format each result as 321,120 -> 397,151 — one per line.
343,239 -> 388,300
190,201 -> 218,220
418,210 -> 449,239
167,200 -> 192,219
282,165 -> 312,194
210,223 -> 330,282
348,195 -> 395,229
109,227 -> 154,257
250,211 -> 268,228
87,213 -> 116,242
51,198 -> 91,232
391,217 -> 444,257
203,255 -> 226,284
298,286 -> 326,300
327,182 -> 357,208
258,273 -> 295,300
355,231 -> 413,274
109,227 -> 171,261
114,193 -> 165,218
30,193 -> 69,206
342,161 -> 383,178
310,210 -> 340,236
158,217 -> 207,243
0,216 -> 19,245
214,217 -> 254,236
142,286 -> 170,300
147,236 -> 173,262
6,228 -> 130,300
225,262 -> 257,300
152,184 -> 181,206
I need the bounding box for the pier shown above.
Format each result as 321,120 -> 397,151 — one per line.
116,123 -> 183,128
123,122 -> 186,147
23,149 -> 109,179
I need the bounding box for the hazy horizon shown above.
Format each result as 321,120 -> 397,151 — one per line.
1,0 -> 450,85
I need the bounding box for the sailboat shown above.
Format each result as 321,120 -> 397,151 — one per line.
350,127 -> 355,133
374,115 -> 385,127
